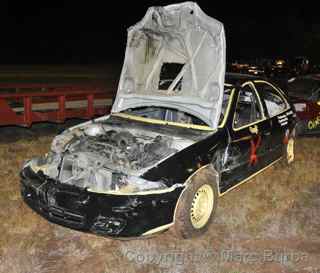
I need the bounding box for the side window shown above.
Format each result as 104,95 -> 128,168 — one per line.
234,85 -> 263,129
256,82 -> 288,117
313,88 -> 320,101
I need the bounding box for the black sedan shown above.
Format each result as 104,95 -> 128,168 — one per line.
20,73 -> 296,238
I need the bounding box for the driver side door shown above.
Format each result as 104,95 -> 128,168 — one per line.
219,82 -> 272,194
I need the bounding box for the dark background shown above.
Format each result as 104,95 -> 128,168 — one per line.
1,1 -> 320,65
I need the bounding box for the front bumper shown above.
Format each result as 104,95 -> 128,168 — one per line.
20,167 -> 183,238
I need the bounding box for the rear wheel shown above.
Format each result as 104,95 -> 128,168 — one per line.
279,128 -> 295,167
174,171 -> 218,239
286,137 -> 295,164
295,119 -> 304,136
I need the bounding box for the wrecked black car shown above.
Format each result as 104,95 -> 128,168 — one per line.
20,2 -> 296,238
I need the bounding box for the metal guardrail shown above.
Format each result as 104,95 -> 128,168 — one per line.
0,84 -> 114,127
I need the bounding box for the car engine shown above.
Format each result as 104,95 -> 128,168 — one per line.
28,123 -> 193,193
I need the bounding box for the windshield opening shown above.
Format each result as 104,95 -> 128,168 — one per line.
119,86 -> 233,128
124,106 -> 207,126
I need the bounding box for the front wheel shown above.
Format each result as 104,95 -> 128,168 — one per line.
174,172 -> 218,239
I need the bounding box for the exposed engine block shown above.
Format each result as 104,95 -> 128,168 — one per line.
57,126 -> 177,190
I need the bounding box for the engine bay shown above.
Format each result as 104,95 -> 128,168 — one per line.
28,121 -> 195,193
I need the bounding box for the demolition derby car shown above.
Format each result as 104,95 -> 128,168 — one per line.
20,2 -> 296,238
287,75 -> 320,135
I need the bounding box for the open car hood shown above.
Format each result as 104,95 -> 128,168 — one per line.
111,2 -> 226,128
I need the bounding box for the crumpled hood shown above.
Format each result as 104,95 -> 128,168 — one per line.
112,2 -> 226,128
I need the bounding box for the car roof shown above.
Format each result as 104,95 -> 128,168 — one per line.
287,74 -> 320,98
225,72 -> 264,86
292,74 -> 320,81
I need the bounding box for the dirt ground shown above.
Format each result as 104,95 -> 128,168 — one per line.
0,124 -> 319,273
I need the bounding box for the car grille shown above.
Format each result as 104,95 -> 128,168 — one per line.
47,206 -> 85,225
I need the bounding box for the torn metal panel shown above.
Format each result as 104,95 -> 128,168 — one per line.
112,2 -> 226,128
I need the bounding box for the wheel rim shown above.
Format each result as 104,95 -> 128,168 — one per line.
287,138 -> 294,163
190,184 -> 214,229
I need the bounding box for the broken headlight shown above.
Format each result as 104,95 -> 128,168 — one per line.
59,153 -> 168,193
109,176 -> 168,194
25,152 -> 61,179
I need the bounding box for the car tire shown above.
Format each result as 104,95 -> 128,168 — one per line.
286,137 -> 295,164
279,128 -> 296,167
295,119 -> 304,136
173,169 -> 218,239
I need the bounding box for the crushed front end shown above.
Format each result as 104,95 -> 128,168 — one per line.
20,164 -> 184,237
19,115 -> 199,237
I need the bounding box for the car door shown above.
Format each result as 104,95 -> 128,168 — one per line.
219,82 -> 272,193
254,80 -> 291,157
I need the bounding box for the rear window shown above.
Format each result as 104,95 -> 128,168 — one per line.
287,78 -> 318,99
255,82 -> 288,117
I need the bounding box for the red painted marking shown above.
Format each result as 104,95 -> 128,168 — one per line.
249,135 -> 262,166
283,135 -> 289,144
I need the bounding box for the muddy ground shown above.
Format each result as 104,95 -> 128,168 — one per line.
0,124 -> 319,273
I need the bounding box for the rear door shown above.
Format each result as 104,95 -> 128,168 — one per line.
254,80 -> 291,158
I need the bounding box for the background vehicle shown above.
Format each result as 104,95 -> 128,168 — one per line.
287,75 -> 320,135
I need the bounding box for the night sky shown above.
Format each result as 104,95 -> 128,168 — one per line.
1,1 -> 320,64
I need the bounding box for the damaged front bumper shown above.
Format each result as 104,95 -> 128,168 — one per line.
20,166 -> 183,238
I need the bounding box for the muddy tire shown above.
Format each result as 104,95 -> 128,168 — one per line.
285,137 -> 295,164
295,120 -> 304,136
174,170 -> 218,239
278,129 -> 296,168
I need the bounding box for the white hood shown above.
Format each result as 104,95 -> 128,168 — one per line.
111,2 -> 226,128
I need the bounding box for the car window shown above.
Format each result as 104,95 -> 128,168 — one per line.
233,85 -> 263,129
287,78 -> 318,100
255,82 -> 287,117
218,87 -> 233,126
313,88 -> 320,101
